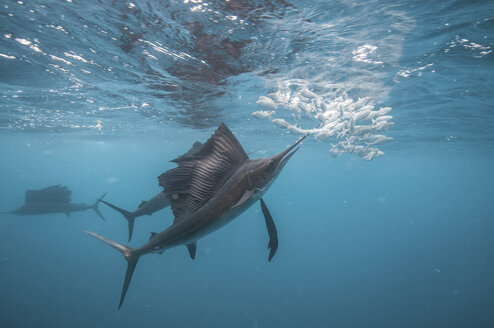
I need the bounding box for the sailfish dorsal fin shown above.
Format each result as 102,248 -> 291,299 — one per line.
25,185 -> 72,204
158,123 -> 249,223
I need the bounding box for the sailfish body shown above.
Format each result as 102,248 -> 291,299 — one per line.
4,185 -> 106,220
84,123 -> 306,308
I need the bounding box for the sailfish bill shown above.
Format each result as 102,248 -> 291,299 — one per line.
84,123 -> 307,308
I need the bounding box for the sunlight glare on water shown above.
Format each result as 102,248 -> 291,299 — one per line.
0,0 -> 492,156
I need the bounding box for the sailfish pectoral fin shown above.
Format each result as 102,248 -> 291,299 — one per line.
232,189 -> 255,208
260,198 -> 278,262
186,242 -> 197,260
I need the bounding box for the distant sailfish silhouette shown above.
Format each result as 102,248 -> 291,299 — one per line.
84,123 -> 307,308
4,185 -> 106,220
100,141 -> 203,241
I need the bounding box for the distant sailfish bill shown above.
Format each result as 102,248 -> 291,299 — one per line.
84,123 -> 307,308
3,185 -> 106,220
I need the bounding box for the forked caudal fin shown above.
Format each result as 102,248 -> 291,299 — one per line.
83,230 -> 140,309
92,193 -> 107,221
100,199 -> 136,241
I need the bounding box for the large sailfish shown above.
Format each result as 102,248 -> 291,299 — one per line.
84,123 -> 306,308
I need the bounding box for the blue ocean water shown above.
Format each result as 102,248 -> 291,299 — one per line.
1,0 -> 493,327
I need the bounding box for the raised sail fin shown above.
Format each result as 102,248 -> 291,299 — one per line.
173,141 -> 203,162
25,185 -> 72,204
159,123 -> 249,223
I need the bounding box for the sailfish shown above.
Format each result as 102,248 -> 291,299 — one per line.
3,185 -> 106,220
84,123 -> 307,308
99,141 -> 203,241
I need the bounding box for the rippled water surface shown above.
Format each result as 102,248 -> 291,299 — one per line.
1,1 -> 493,327
2,0 -> 492,143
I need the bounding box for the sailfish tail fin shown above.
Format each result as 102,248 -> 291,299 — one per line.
99,199 -> 136,241
83,230 -> 140,309
92,193 -> 107,221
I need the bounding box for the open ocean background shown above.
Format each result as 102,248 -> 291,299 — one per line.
1,0 -> 493,327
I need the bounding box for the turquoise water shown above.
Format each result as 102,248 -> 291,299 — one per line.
1,1 -> 493,327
